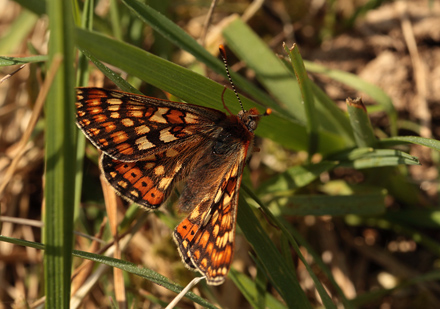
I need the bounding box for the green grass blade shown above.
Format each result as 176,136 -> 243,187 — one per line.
379,136 -> 440,151
229,268 -> 286,309
78,47 -> 141,94
44,0 -> 76,307
385,209 -> 440,229
0,55 -> 48,65
237,193 -> 311,308
332,148 -> 420,168
346,97 -> 377,147
279,193 -> 386,216
284,43 -> 319,157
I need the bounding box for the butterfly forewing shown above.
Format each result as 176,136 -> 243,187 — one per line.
76,88 -> 226,161
75,87 -> 265,285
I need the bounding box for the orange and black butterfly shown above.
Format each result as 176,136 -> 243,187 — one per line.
75,49 -> 270,285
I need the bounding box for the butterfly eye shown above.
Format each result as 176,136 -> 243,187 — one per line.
248,119 -> 257,132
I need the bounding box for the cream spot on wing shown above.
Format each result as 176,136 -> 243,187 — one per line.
110,112 -> 120,118
118,180 -> 128,188
136,136 -> 154,150
184,113 -> 199,124
211,210 -> 219,224
159,177 -> 172,189
127,110 -> 143,118
189,208 -> 200,219
108,105 -> 119,111
221,214 -> 230,227
159,128 -> 178,143
214,189 -> 222,203
135,125 -> 150,135
130,190 -> 139,197
150,107 -> 169,123
215,235 -> 221,247
231,163 -> 239,176
223,193 -> 232,206
107,98 -> 123,105
229,230 -> 234,242
212,224 -> 220,238
173,162 -> 182,173
90,107 -> 102,114
154,165 -> 164,176
121,118 -> 134,127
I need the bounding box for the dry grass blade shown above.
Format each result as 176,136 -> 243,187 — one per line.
0,64 -> 25,84
165,276 -> 206,309
100,175 -> 126,308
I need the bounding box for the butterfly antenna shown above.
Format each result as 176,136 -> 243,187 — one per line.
219,45 -> 245,113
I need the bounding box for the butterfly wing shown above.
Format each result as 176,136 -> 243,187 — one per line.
173,122 -> 252,285
76,87 -> 227,209
100,141 -> 208,209
76,88 -> 227,161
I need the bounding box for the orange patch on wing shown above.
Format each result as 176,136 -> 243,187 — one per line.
143,107 -> 155,118
122,166 -> 143,183
111,131 -> 129,144
226,178 -> 236,195
117,143 -> 134,155
144,187 -> 164,206
224,245 -> 232,264
98,138 -> 108,147
176,218 -> 199,242
133,176 -> 154,193
166,109 -> 185,124
104,122 -> 116,133
88,89 -> 106,98
198,230 -> 211,248
93,114 -> 107,122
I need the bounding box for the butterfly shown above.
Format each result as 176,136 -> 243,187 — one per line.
75,62 -> 270,286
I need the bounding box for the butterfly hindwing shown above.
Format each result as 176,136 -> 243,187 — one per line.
100,140 -> 213,209
173,141 -> 248,285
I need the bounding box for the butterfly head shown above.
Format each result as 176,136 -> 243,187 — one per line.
238,107 -> 272,133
